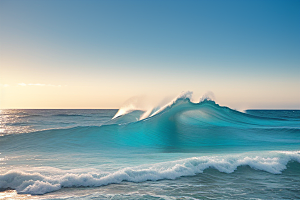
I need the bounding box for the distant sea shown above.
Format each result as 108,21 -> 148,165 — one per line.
1,98 -> 300,199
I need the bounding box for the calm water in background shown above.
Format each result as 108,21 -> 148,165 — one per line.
0,100 -> 300,199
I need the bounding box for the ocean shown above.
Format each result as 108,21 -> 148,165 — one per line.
0,97 -> 300,199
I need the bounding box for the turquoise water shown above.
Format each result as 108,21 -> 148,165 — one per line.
0,98 -> 300,199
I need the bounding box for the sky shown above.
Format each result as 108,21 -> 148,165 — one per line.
0,0 -> 299,109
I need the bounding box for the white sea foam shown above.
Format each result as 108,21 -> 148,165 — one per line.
0,151 -> 299,195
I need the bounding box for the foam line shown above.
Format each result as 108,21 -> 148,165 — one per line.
1,151 -> 299,195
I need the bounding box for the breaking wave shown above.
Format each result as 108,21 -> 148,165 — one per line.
1,151 -> 299,195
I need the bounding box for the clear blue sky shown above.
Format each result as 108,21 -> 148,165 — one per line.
0,0 -> 299,109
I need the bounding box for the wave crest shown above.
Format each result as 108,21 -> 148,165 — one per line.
112,91 -> 194,121
1,151 -> 299,195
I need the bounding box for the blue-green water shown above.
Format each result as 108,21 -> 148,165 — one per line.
0,98 -> 299,199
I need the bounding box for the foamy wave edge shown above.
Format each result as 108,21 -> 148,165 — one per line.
1,151 -> 299,195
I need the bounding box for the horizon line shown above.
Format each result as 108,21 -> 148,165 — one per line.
1,108 -> 300,110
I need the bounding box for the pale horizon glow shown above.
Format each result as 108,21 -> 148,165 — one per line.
17,83 -> 62,87
0,0 -> 299,110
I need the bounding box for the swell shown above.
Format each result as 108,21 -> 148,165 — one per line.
1,151 -> 299,195
110,98 -> 299,127
1,99 -> 299,152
